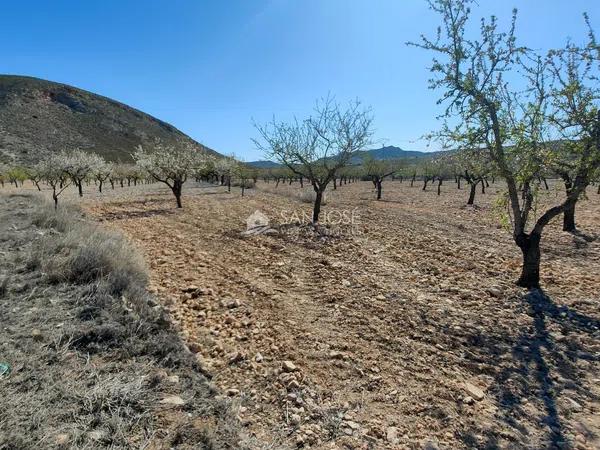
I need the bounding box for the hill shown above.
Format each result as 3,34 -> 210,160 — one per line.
247,160 -> 283,168
248,145 -> 437,168
0,75 -> 218,165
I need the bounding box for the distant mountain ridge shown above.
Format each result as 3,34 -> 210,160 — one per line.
0,75 -> 219,165
248,145 -> 435,168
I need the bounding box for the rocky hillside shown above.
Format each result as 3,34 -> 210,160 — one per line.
0,75 -> 218,165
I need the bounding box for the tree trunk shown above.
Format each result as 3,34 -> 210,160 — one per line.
77,181 -> 83,197
563,201 -> 576,232
98,180 -> 103,193
376,180 -> 382,200
467,183 -> 476,205
422,178 -> 429,191
53,190 -> 59,210
333,178 -> 337,190
172,181 -> 183,208
481,180 -> 486,194
312,188 -> 323,224
437,178 -> 442,195
516,233 -> 542,289
457,177 -> 461,189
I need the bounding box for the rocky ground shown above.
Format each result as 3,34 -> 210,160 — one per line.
17,178 -> 600,449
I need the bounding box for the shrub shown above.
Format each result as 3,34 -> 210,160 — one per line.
298,189 -> 327,205
30,201 -> 148,294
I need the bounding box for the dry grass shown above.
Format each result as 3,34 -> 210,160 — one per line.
0,194 -> 245,449
297,189 -> 327,205
29,200 -> 148,296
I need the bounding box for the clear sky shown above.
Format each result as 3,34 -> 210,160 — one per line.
2,1 -> 598,160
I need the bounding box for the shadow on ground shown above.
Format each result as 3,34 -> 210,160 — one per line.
459,290 -> 600,449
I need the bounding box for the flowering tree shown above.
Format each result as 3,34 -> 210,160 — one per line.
34,155 -> 72,209
60,150 -> 106,197
134,142 -> 208,208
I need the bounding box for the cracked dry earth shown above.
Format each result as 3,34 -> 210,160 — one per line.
83,180 -> 600,450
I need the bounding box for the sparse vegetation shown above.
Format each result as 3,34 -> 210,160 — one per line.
0,193 -> 245,449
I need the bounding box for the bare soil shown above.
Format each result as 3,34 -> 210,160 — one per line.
35,179 -> 600,449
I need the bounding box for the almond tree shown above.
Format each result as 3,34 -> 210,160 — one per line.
94,161 -> 112,193
547,20 -> 600,232
215,156 -> 236,192
35,156 -> 72,209
6,167 -> 27,188
60,150 -> 105,197
134,142 -> 207,208
254,97 -> 374,224
233,160 -> 255,197
453,149 -> 492,205
411,0 -> 599,288
362,155 -> 399,200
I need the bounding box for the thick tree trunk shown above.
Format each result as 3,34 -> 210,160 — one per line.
422,178 -> 429,191
376,180 -> 382,200
312,188 -> 323,224
481,180 -> 486,194
437,178 -> 442,195
467,183 -> 477,205
563,202 -> 576,232
516,233 -> 542,289
77,181 -> 83,197
457,177 -> 461,189
172,181 -> 183,208
333,178 -> 337,190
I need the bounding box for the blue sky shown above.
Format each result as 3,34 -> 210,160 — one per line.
2,1 -> 598,160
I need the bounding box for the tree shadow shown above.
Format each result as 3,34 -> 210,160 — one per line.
458,289 -> 600,449
95,208 -> 177,221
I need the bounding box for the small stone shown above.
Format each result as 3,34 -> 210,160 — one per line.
290,413 -> 301,425
181,285 -> 199,293
282,360 -> 297,372
462,396 -> 474,405
565,397 -> 583,412
287,379 -> 301,390
488,286 -> 504,298
228,351 -> 244,364
226,388 -> 240,396
88,430 -> 106,441
345,420 -> 360,430
464,382 -> 485,401
386,426 -> 400,444
329,351 -> 344,360
159,395 -> 186,406
255,352 -> 264,363
31,329 -> 43,342
166,375 -> 180,383
55,433 -> 69,445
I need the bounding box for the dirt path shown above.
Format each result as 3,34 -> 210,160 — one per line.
85,180 -> 600,449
